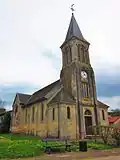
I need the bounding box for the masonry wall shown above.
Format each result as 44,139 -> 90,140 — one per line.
11,96 -> 109,139
59,103 -> 77,140
11,100 -> 48,138
99,107 -> 109,126
47,103 -> 59,138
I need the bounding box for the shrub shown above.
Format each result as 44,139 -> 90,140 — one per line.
91,125 -> 113,144
0,112 -> 11,133
111,128 -> 120,146
88,142 -> 112,150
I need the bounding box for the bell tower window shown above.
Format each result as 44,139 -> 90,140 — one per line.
64,46 -> 72,65
82,83 -> 89,98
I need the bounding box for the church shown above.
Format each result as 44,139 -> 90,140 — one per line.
11,12 -> 109,140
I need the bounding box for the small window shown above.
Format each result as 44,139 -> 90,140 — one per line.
67,106 -> 70,119
15,105 -> 18,115
25,109 -> 27,124
52,108 -> 55,120
41,103 -> 44,121
32,107 -> 35,123
102,110 -> 105,120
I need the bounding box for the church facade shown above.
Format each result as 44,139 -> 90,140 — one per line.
11,13 -> 109,140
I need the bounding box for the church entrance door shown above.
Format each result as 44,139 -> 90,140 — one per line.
84,109 -> 92,135
85,116 -> 92,135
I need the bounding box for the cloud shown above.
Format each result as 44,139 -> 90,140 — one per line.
0,0 -> 120,110
0,0 -> 120,87
0,83 -> 40,110
99,96 -> 120,110
96,83 -> 120,97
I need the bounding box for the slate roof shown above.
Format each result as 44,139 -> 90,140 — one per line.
97,100 -> 109,108
50,88 -> 76,104
16,80 -> 109,108
26,80 -> 60,105
64,13 -> 88,44
17,93 -> 31,104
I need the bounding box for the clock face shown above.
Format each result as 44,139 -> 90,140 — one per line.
81,71 -> 87,79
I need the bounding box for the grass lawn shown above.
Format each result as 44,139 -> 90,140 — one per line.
0,134 -> 113,159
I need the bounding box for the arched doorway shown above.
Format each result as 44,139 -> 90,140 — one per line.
84,109 -> 92,135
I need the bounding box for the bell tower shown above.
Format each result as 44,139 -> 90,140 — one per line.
60,12 -> 100,138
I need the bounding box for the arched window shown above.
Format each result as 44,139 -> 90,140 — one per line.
65,47 -> 69,64
85,49 -> 89,64
85,84 -> 89,98
67,106 -> 70,119
85,109 -> 92,115
14,104 -> 18,115
41,103 -> 44,121
52,108 -> 55,120
25,108 -> 27,124
82,83 -> 89,98
81,46 -> 85,63
102,110 -> 105,120
32,107 -> 35,123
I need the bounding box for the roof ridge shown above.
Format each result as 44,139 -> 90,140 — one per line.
33,80 -> 60,95
26,80 -> 60,105
17,92 -> 31,96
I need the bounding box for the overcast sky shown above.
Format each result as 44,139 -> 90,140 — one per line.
0,0 -> 120,110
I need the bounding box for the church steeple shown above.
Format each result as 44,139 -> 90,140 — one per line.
60,10 -> 100,139
63,13 -> 88,44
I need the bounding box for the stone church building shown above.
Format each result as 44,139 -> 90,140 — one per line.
11,13 -> 109,140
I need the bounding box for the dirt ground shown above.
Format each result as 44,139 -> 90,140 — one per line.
10,148 -> 120,160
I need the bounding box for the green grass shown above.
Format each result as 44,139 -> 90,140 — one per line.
87,142 -> 113,150
0,134 -> 45,159
0,134 -> 114,159
70,140 -> 113,151
0,134 -> 65,159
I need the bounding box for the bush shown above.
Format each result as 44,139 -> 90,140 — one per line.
111,128 -> 120,146
88,142 -> 112,150
92,125 -> 113,144
0,112 -> 11,133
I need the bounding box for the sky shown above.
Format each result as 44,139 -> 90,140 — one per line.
0,0 -> 120,110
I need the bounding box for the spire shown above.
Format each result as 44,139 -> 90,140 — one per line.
64,13 -> 87,43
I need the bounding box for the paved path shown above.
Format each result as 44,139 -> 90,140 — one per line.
17,155 -> 120,160
7,149 -> 120,160
87,155 -> 120,160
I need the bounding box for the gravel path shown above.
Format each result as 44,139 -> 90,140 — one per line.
7,148 -> 120,160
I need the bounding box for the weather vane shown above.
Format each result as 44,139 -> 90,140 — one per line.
71,4 -> 75,13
